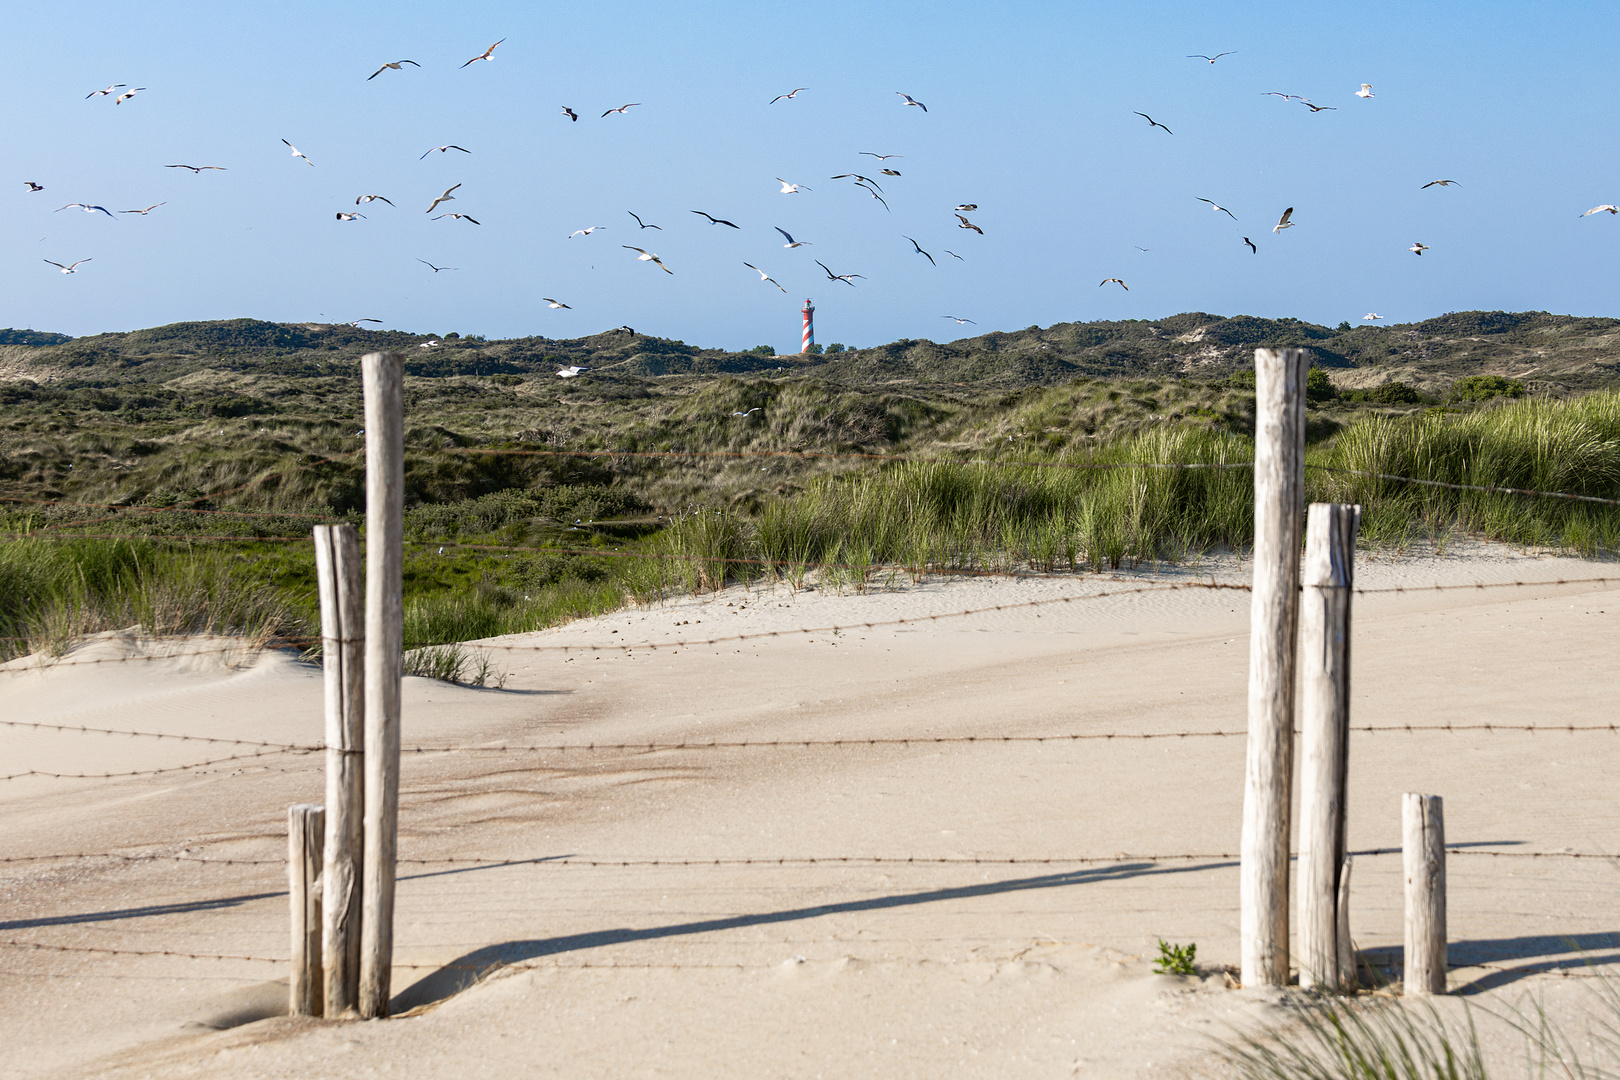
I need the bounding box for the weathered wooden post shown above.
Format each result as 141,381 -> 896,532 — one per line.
313,523 -> 364,1016
1298,503 -> 1360,989
359,352 -> 405,1019
1241,347 -> 1308,988
1403,793 -> 1447,996
288,803 -> 326,1017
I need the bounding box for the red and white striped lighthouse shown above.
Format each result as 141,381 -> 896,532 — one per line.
800,298 -> 814,353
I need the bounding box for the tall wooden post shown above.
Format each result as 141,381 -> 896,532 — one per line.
1403,793 -> 1447,996
288,803 -> 326,1017
359,352 -> 404,1018
1241,347 -> 1308,988
1298,503 -> 1360,989
314,523 -> 365,1016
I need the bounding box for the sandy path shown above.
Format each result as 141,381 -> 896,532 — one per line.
1,545 -> 1617,1079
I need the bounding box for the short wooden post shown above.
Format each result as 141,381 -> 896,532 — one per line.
1403,793 -> 1447,995
1241,347 -> 1308,988
288,803 -> 326,1017
359,351 -> 405,1019
314,523 -> 364,1017
1297,503 -> 1360,989
1336,856 -> 1356,988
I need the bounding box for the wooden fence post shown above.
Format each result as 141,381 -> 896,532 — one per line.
314,523 -> 364,1017
1403,793 -> 1447,995
359,352 -> 405,1019
288,803 -> 325,1017
1241,346 -> 1308,988
1298,503 -> 1360,989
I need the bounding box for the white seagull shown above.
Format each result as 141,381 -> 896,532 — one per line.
462,39 -> 505,67
1421,180 -> 1459,189
602,103 -> 641,116
623,245 -> 673,273
368,59 -> 420,80
420,144 -> 471,159
815,260 -> 864,286
1409,242 -> 1429,255
356,194 -> 394,205
743,262 -> 787,292
1099,278 -> 1128,290
115,88 -> 146,105
1355,84 -> 1374,98
166,164 -> 226,173
544,298 -> 572,309
628,211 -> 660,230
941,315 -> 976,324
568,226 -> 607,238
732,407 -> 761,416
1197,197 -> 1237,220
860,152 -> 901,160
44,258 -> 91,274
1273,207 -> 1295,233
417,259 -> 457,272
769,88 -> 807,103
56,203 -> 114,217
281,139 -> 315,166
425,183 -> 461,214
775,226 -> 811,248
335,212 -> 366,221
776,178 -> 811,194
85,84 -> 126,98
1188,52 -> 1236,63
897,92 -> 927,112
557,366 -> 587,378
1581,205 -> 1619,216
432,213 -> 479,224
120,203 -> 166,215
1363,313 -> 1384,321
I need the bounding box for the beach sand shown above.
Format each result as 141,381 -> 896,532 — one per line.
2,542 -> 1617,1079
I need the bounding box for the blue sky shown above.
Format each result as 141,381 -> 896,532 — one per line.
6,0 -> 1619,351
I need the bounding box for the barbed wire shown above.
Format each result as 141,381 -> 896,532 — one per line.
1305,465 -> 1620,508
0,719 -> 321,752
1,747 -> 311,782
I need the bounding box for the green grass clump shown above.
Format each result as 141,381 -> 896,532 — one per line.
1224,998 -> 1488,1080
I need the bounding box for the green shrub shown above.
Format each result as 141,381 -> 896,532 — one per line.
1448,375 -> 1525,403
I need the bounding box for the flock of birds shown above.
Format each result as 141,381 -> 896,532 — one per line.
24,44 -> 1620,343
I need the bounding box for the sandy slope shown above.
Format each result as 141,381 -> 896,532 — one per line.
2,544 -> 1617,1079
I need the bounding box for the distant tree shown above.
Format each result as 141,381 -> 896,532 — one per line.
749,345 -> 774,356
805,342 -> 824,354
825,343 -> 847,354
1448,374 -> 1525,403
444,332 -> 461,340
1336,321 -> 1352,331
1306,366 -> 1338,402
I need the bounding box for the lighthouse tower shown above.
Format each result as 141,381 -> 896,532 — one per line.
800,298 -> 814,354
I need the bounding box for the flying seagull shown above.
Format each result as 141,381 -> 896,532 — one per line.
417,259 -> 457,272
462,39 -> 505,67
1133,111 -> 1172,133
1197,197 -> 1237,220
544,298 -> 572,309
166,164 -> 226,173
1301,100 -> 1337,112
858,186 -> 890,211
568,226 -> 606,237
56,203 -> 114,217
692,210 -> 739,228
24,182 -> 43,192
815,259 -> 864,286
1420,180 -> 1459,189
44,258 -> 91,273
281,139 -> 315,166
86,84 -> 126,98
628,211 -> 661,230
335,212 -> 365,221
557,365 -> 587,377
1272,207 -> 1295,233
1355,84 -> 1374,98
623,245 -> 673,273
345,319 -> 382,327
860,152 -> 901,160
903,236 -> 936,266
1409,242 -> 1429,255
425,183 -> 461,213
880,168 -> 901,177
896,92 -> 927,112
368,60 -> 419,80
776,178 -> 811,194
602,103 -> 641,116
115,88 -> 146,105
356,194 -> 394,205
941,315 -> 976,324
1263,92 -> 1305,101
732,407 -> 761,416
954,203 -> 977,212
1188,51 -> 1236,63
769,87 -> 807,103
432,213 -> 480,223
775,226 -> 811,248
1242,236 -> 1257,254
743,262 -> 787,292
561,106 -> 578,122
943,250 -> 964,260
1363,313 -> 1384,321
420,144 -> 471,159
1582,205 -> 1620,216
121,203 -> 165,215
954,213 -> 983,234
1099,278 -> 1128,290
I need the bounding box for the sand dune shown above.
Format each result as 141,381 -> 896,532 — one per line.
2,543 -> 1617,1079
